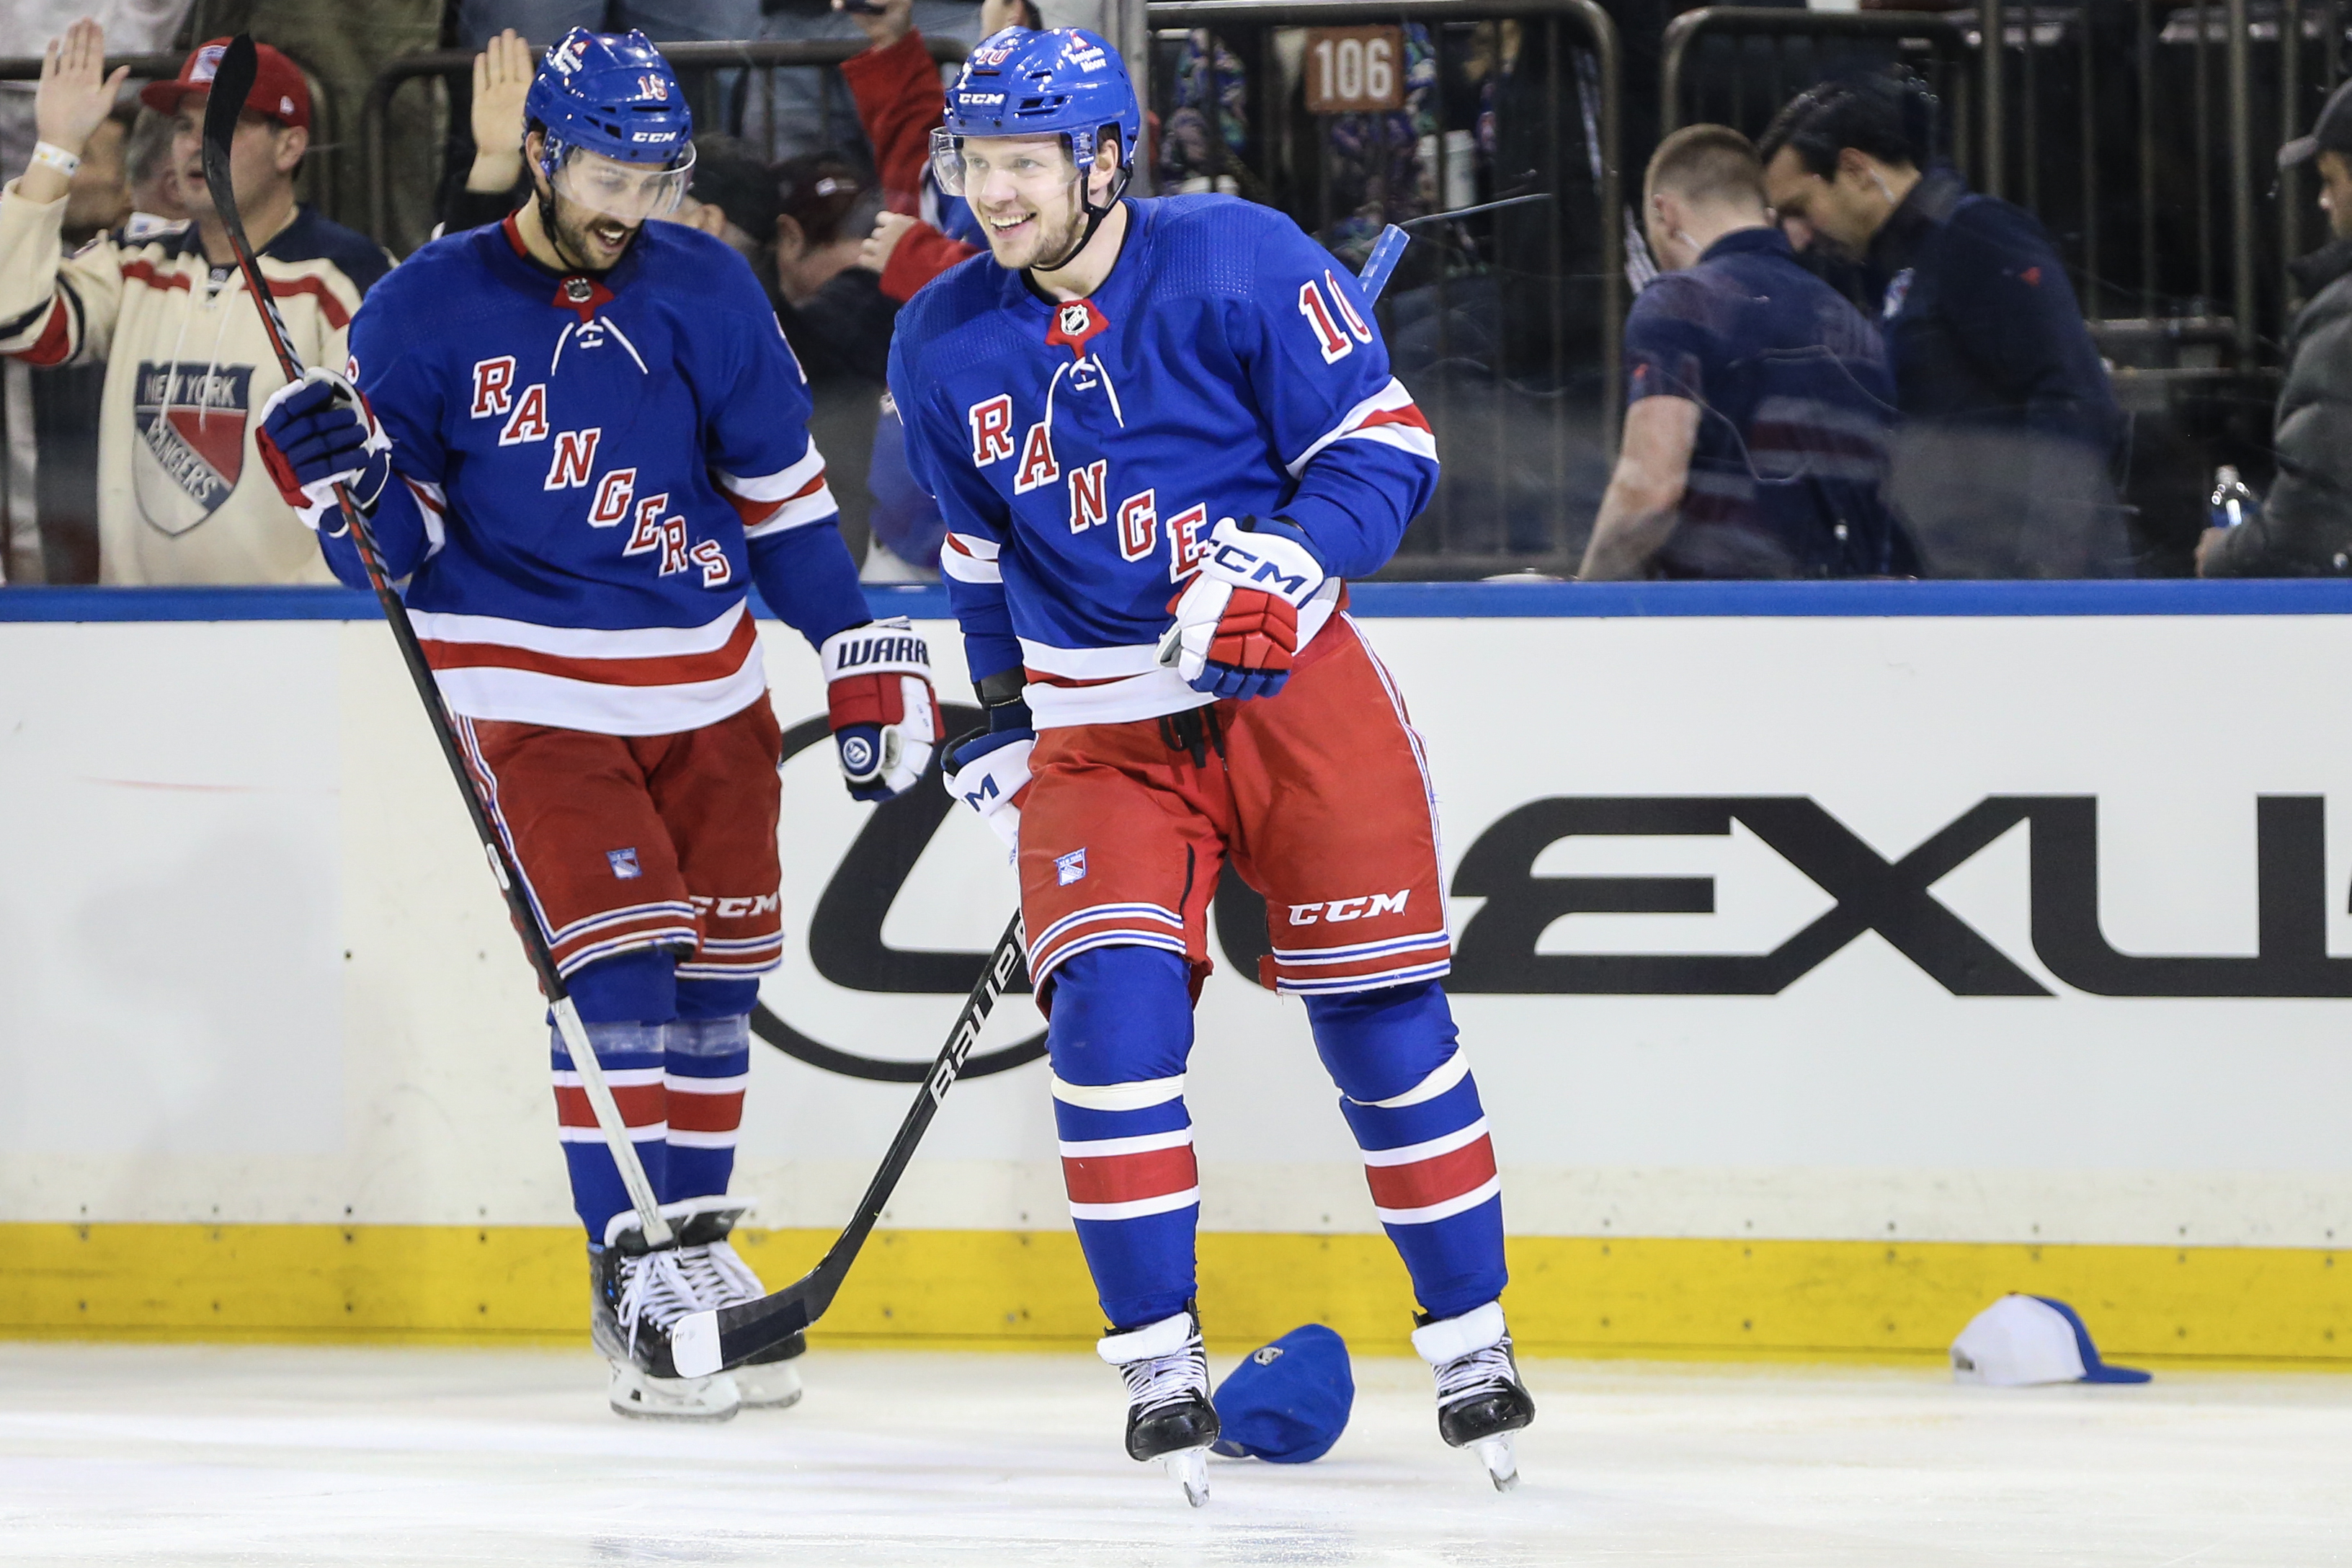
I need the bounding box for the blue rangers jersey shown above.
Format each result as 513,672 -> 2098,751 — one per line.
314,215 -> 867,735
887,195 -> 1438,727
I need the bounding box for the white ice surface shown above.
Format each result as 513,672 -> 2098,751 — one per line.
1,1344 -> 2348,1566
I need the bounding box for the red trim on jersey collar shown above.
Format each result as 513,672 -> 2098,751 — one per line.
500,213 -> 618,321
553,275 -> 615,321
1045,298 -> 1110,360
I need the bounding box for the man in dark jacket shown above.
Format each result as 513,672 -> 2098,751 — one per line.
1582,125 -> 1902,579
1761,70 -> 2132,579
2200,81 -> 2352,576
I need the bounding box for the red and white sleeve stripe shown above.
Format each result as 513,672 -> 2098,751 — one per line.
1286,378 -> 1438,477
940,530 -> 1003,584
719,444 -> 837,538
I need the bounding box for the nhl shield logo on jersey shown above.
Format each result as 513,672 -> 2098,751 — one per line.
1046,298 -> 1109,360
130,360 -> 253,533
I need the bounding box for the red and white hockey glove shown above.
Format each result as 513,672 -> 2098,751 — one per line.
254,367 -> 391,533
1157,514 -> 1327,700
819,617 -> 939,801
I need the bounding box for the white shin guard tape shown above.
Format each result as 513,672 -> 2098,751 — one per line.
1098,1309 -> 1196,1365
1412,1299 -> 1507,1365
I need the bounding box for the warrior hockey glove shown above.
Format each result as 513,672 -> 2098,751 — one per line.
820,618 -> 939,801
254,367 -> 392,533
1159,514 -> 1327,701
944,723 -> 1033,860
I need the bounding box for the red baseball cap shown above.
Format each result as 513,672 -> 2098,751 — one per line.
138,38 -> 311,130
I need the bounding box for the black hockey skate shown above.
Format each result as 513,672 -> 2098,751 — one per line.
671,1197 -> 806,1409
1097,1306 -> 1220,1507
1412,1301 -> 1536,1491
592,1203 -> 741,1422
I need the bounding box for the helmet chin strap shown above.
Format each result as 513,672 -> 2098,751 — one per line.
1028,157 -> 1130,280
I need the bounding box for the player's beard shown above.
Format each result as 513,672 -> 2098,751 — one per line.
987,187 -> 1088,274
541,187 -> 641,274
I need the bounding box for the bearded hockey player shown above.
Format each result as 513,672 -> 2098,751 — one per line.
888,28 -> 1535,1502
254,30 -> 938,1422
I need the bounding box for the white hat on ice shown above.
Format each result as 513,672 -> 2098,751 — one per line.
1950,1294 -> 2152,1386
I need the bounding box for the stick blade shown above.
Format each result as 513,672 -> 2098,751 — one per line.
1358,223 -> 1409,303
671,1308 -> 723,1378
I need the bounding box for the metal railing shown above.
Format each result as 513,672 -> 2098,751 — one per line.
1662,9 -> 1978,181
360,36 -> 970,247
1145,0 -> 1621,576
0,50 -> 342,220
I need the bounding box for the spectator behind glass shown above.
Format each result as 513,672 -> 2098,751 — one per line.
2198,79 -> 2352,577
0,24 -> 390,585
1582,125 -> 1902,581
749,0 -> 994,164
27,103 -> 132,584
59,103 -> 130,244
832,0 -> 1035,580
121,104 -> 190,236
1760,68 -> 2131,579
845,0 -> 1031,300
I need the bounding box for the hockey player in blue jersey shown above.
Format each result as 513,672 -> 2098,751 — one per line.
890,28 -> 1535,1501
253,30 -> 939,1423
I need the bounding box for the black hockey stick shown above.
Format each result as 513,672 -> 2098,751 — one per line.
669,912 -> 1025,1376
201,36 -> 675,1255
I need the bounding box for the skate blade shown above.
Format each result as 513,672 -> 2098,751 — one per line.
1160,1446 -> 1211,1507
607,1366 -> 742,1423
1472,1433 -> 1520,1492
736,1360 -> 804,1410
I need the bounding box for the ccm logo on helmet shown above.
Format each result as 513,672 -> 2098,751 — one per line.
1289,890 -> 1409,926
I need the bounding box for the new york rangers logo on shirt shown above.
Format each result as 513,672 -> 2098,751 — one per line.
132,360 -> 252,530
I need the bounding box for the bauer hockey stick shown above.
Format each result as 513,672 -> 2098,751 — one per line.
201,37 -> 674,1252
671,226 -> 1420,1377
670,912 -> 1025,1376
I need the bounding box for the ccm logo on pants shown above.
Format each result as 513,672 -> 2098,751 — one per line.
1290,890 -> 1409,926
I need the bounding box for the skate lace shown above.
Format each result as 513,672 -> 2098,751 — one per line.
1433,1339 -> 1519,1411
1118,1342 -> 1209,1416
614,1248 -> 707,1356
676,1238 -> 765,1310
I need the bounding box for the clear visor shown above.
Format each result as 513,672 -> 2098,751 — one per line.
551,143 -> 696,225
930,128 -> 1074,199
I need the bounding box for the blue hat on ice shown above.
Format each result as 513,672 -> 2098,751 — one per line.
1211,1324 -> 1354,1464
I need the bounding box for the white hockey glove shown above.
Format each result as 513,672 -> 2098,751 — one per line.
1157,514 -> 1327,700
943,723 -> 1033,861
254,366 -> 391,533
819,618 -> 939,801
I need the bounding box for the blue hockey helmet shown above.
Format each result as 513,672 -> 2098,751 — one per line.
525,27 -> 694,178
932,27 -> 1140,194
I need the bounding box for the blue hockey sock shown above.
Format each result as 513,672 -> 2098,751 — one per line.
664,1013 -> 749,1203
1306,981 -> 1507,1321
1048,945 -> 1200,1329
551,1017 -> 669,1242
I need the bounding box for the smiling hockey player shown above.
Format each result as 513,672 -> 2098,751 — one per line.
888,28 -> 1534,1502
254,29 -> 937,1422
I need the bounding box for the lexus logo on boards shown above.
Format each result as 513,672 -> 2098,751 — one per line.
756,711 -> 2352,1079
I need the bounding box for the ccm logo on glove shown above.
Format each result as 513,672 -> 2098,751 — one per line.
1159,514 -> 1328,701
